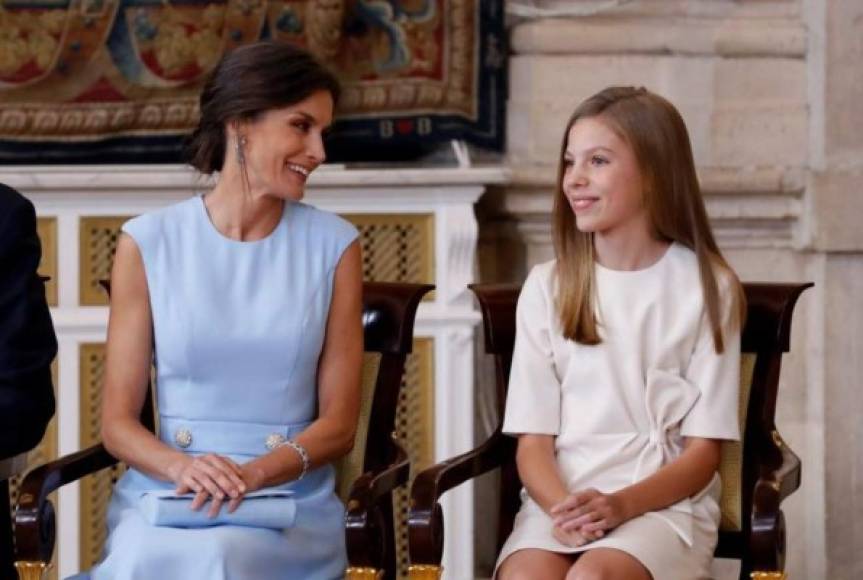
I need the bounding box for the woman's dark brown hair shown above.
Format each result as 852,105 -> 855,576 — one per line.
185,41 -> 341,174
553,86 -> 746,353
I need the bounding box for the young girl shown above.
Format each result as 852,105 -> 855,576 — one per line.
496,87 -> 745,580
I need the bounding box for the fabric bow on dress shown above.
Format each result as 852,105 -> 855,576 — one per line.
632,367 -> 701,546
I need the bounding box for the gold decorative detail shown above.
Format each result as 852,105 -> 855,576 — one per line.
342,214 -> 435,298
13,561 -> 51,580
394,339 -> 434,578
345,566 -> 383,580
265,0 -> 474,117
79,343 -> 126,570
79,216 -> 130,305
718,353 -> 756,531
306,0 -> 346,61
129,3 -> 225,77
0,6 -> 64,80
407,564 -> 443,580
0,101 -> 199,137
36,217 -> 57,306
750,573 -> 786,580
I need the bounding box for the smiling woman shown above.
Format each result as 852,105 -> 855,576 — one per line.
75,42 -> 365,580
200,89 -> 335,242
226,94 -> 333,204
185,42 -> 341,241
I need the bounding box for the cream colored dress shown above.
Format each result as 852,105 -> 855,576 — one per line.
497,243 -> 740,580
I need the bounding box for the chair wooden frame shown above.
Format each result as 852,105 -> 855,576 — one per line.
13,281 -> 432,580
2,454 -> 27,580
407,281 -> 812,580
3,275 -> 52,580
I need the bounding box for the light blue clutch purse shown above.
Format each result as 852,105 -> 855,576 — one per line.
139,489 -> 296,529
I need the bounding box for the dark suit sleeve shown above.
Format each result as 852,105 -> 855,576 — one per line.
0,185 -> 57,459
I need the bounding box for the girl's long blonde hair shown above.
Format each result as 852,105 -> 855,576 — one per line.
552,86 -> 745,353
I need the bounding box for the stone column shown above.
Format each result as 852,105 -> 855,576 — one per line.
804,0 -> 863,577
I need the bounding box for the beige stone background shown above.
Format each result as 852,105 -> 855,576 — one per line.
475,0 -> 862,578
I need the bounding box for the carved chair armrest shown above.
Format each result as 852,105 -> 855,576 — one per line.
345,438 -> 410,570
15,444 -> 117,563
749,431 -> 801,573
757,432 -> 802,505
408,429 -> 515,565
346,439 -> 410,516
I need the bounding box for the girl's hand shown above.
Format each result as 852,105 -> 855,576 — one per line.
551,523 -> 597,547
550,488 -> 631,535
169,453 -> 247,517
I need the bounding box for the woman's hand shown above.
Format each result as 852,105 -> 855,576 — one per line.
169,453 -> 247,517
239,461 -> 267,492
550,488 -> 631,536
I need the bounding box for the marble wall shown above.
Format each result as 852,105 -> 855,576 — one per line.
477,0 -> 863,577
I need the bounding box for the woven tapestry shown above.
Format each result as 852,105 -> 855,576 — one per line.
0,0 -> 505,164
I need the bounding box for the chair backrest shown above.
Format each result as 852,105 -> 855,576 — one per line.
334,282 -> 433,498
715,282 -> 811,574
336,282 -> 432,580
468,284 -> 522,554
469,281 -> 811,567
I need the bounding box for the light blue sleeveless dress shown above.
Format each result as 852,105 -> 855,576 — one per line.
78,196 -> 358,580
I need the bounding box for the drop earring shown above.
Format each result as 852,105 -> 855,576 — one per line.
236,136 -> 247,166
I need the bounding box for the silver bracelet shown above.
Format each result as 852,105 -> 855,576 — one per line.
277,439 -> 310,481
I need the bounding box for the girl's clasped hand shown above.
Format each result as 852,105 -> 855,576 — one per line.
550,488 -> 631,547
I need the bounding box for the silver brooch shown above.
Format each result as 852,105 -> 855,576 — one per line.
265,433 -> 287,451
174,428 -> 193,449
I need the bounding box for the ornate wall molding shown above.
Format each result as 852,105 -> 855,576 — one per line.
489,165 -> 806,258
507,0 -> 802,21
510,17 -> 806,58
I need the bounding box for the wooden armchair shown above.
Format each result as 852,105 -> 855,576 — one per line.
408,282 -> 812,580
3,275 -> 53,580
13,281 -> 432,580
2,454 -> 27,580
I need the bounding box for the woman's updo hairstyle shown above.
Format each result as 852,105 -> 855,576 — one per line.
185,41 -> 341,174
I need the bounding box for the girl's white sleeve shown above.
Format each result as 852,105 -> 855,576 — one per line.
680,277 -> 742,441
502,265 -> 562,436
